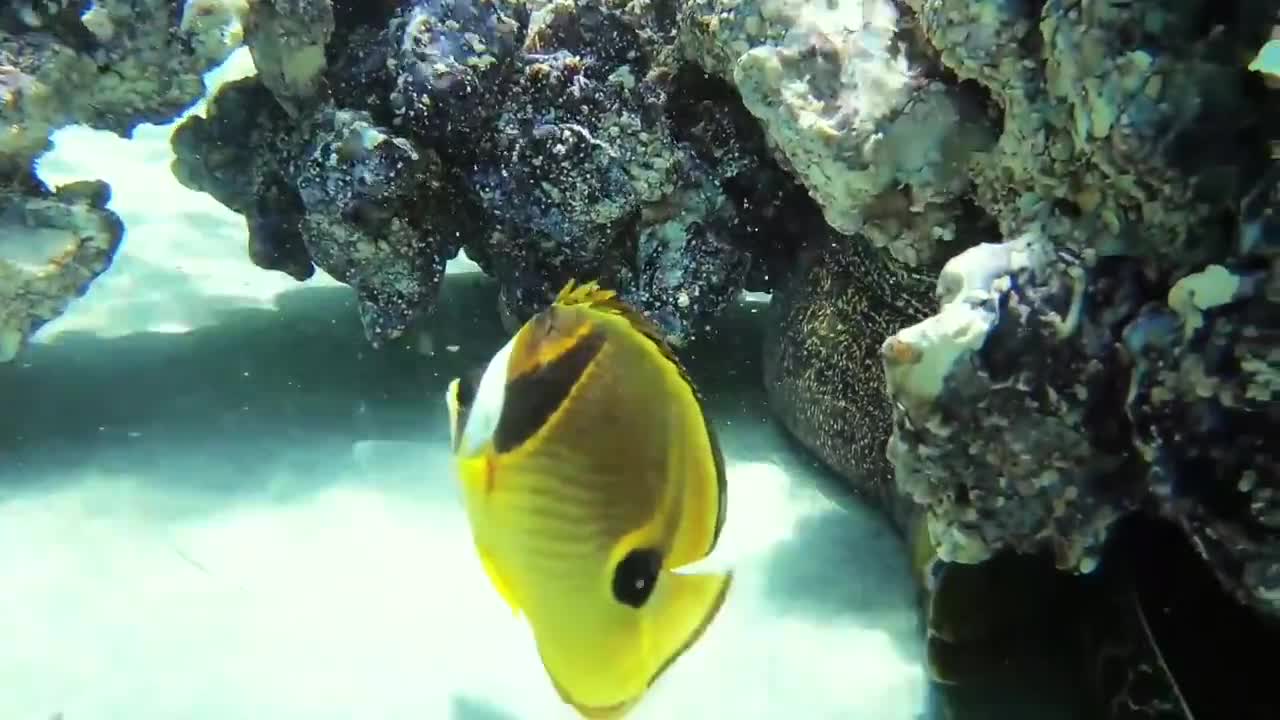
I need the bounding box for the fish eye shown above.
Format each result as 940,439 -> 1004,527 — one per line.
612,548 -> 662,608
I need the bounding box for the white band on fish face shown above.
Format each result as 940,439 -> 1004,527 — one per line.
446,378 -> 462,450
458,334 -> 517,457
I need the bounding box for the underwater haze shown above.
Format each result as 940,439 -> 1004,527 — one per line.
5,3 -> 1279,719
0,50 -> 929,720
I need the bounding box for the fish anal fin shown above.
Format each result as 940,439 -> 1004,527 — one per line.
642,570 -> 732,689
543,670 -> 638,720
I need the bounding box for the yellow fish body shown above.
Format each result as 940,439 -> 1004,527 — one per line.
445,279 -> 732,718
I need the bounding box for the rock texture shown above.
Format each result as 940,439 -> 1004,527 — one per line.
763,221 -> 939,534
736,0 -> 1279,626
0,180 -> 124,361
883,224 -> 1278,621
0,0 -> 244,361
172,0 -> 806,345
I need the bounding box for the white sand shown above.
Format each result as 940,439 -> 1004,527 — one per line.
0,50 -> 927,720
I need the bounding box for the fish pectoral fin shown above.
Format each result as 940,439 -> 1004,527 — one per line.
642,570 -> 732,682
477,547 -> 523,618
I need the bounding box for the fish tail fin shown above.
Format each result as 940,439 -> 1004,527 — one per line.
643,570 -> 732,683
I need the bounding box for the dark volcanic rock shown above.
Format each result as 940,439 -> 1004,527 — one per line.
763,229 -> 937,533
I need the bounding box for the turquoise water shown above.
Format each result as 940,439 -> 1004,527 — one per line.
0,60 -> 927,716
9,26 -> 1272,719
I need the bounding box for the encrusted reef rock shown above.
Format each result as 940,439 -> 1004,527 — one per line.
0,0 -> 245,361
678,0 -> 999,267
907,0 -> 1277,271
0,180 -> 124,361
243,0 -> 335,115
173,0 -> 803,345
1124,259 -> 1280,617
882,225 -> 1279,619
0,0 -> 245,180
172,76 -> 472,344
677,0 -> 1276,271
882,233 -> 1146,572
733,0 -> 1279,631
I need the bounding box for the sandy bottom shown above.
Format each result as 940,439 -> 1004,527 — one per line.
0,50 -> 929,720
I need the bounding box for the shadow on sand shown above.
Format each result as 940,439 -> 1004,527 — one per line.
0,273 -> 507,498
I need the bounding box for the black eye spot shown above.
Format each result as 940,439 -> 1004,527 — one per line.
612,548 -> 662,608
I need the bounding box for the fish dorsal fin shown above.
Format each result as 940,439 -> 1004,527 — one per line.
553,278 -> 686,380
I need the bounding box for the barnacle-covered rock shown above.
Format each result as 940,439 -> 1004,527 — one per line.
171,76 -> 316,282
0,0 -> 244,181
1123,258 -> 1280,618
293,105 -> 462,343
882,218 -> 1280,621
0,1 -> 241,358
462,0 -> 762,343
763,222 -> 937,532
173,73 -> 473,344
626,168 -> 753,341
243,0 -> 335,115
676,0 -> 997,267
732,11 -> 995,266
906,0 -> 1277,269
0,179 -> 123,361
679,0 -> 1276,271
881,232 -> 1145,570
388,0 -> 529,141
169,0 -> 788,345
675,0 -> 815,82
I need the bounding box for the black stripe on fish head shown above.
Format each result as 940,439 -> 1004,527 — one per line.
492,327 -> 606,454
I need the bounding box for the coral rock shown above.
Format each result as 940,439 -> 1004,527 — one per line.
244,0 -> 336,115
0,180 -> 124,362
882,232 -> 1142,570
0,0 -> 243,180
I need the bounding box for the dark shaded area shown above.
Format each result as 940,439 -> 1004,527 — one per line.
914,510 -> 1280,720
0,273 -> 506,502
763,234 -> 937,535
924,552 -> 1094,720
663,64 -> 812,294
0,0 -> 98,56
0,273 -> 775,504
1100,513 -> 1280,720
